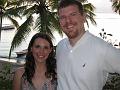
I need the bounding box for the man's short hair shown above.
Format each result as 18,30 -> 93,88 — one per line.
58,0 -> 84,15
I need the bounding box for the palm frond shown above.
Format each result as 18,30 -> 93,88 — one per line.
9,15 -> 33,58
112,1 -> 120,14
84,3 -> 95,11
47,0 -> 58,11
83,3 -> 96,27
78,0 -> 88,3
34,13 -> 54,38
7,15 -> 19,28
23,5 -> 37,16
0,0 -> 7,6
47,11 -> 63,36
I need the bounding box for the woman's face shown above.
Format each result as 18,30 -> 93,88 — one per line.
31,38 -> 52,63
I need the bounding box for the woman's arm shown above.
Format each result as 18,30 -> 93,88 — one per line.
12,67 -> 24,90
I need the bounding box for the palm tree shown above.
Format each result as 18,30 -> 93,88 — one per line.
83,2 -> 96,27
0,5 -> 3,40
9,0 -> 96,58
111,0 -> 120,14
0,0 -> 26,40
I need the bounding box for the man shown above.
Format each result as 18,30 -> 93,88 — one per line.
56,0 -> 120,90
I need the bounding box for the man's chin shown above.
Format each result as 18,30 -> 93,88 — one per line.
68,35 -> 76,39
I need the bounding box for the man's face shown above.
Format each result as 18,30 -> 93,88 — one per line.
59,4 -> 85,39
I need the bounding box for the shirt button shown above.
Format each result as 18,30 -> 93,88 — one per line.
70,50 -> 72,53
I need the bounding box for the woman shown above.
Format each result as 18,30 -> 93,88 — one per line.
13,33 -> 57,90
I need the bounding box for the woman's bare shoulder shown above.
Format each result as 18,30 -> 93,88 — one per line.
14,67 -> 25,77
13,67 -> 25,90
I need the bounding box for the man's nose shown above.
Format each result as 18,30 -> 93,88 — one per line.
65,16 -> 71,23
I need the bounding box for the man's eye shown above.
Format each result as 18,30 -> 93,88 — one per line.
70,13 -> 77,16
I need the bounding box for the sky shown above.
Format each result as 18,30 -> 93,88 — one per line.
88,0 -> 114,13
84,0 -> 120,46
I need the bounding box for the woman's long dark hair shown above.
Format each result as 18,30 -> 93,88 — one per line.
22,33 -> 56,84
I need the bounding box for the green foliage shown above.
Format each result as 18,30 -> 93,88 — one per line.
0,63 -> 13,90
99,28 -> 113,40
99,28 -> 119,47
103,73 -> 120,90
99,28 -> 120,90
111,0 -> 120,14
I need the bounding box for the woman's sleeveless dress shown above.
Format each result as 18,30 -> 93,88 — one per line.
21,77 -> 57,90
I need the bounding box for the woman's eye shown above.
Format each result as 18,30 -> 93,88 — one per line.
34,45 -> 49,49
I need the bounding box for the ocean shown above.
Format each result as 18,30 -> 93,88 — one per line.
0,29 -> 31,58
